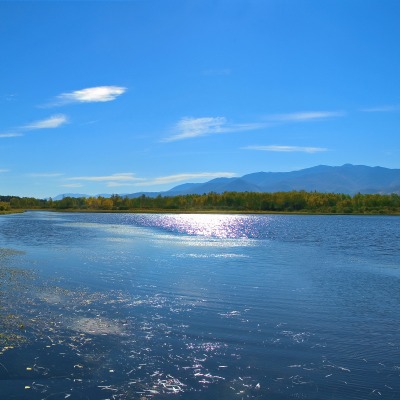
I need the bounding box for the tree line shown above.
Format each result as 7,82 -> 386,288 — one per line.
1,191 -> 400,214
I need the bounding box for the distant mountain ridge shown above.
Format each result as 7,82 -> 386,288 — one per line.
53,164 -> 400,200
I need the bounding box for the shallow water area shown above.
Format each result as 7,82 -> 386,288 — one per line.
0,211 -> 399,399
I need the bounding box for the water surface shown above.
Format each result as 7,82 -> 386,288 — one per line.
0,212 -> 399,399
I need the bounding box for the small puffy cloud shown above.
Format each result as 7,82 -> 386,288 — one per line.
163,117 -> 267,142
23,114 -> 68,130
55,86 -> 127,105
265,111 -> 344,122
140,172 -> 237,186
243,145 -> 328,153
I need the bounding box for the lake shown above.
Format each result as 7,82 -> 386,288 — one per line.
0,211 -> 399,399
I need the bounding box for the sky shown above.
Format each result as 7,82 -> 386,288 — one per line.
1,0 -> 400,198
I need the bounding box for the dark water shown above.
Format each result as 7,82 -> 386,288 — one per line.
0,212 -> 399,399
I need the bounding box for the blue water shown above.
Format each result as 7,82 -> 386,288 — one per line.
0,212 -> 399,399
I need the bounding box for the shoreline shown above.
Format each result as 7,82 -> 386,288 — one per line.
4,208 -> 400,216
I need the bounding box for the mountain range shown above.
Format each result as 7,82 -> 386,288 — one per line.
53,164 -> 400,200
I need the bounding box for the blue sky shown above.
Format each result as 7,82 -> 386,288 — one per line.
1,0 -> 400,198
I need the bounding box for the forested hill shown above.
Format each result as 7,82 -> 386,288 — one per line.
161,164 -> 400,196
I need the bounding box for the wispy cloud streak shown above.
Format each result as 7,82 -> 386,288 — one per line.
28,172 -> 64,178
163,117 -> 267,142
163,110 -> 343,142
65,173 -> 144,188
0,133 -> 22,138
61,183 -> 84,188
265,111 -> 345,122
140,172 -> 237,186
67,173 -> 142,183
165,117 -> 226,141
243,145 -> 328,153
360,104 -> 400,112
65,171 -> 237,188
23,114 -> 68,130
1,114 -> 68,138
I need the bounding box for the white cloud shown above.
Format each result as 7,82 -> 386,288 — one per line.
106,181 -> 137,188
67,173 -> 142,183
360,104 -> 400,112
0,169 -> 9,173
163,117 -> 267,142
265,111 -> 345,122
55,86 -> 127,104
162,111 -> 342,142
1,115 -> 68,138
0,132 -> 22,138
28,172 -> 64,178
66,171 -> 236,189
243,145 -> 328,153
167,116 -> 226,141
23,114 -> 68,130
140,172 -> 237,186
61,183 -> 84,188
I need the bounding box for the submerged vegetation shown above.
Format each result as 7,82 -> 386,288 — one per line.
1,191 -> 400,214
